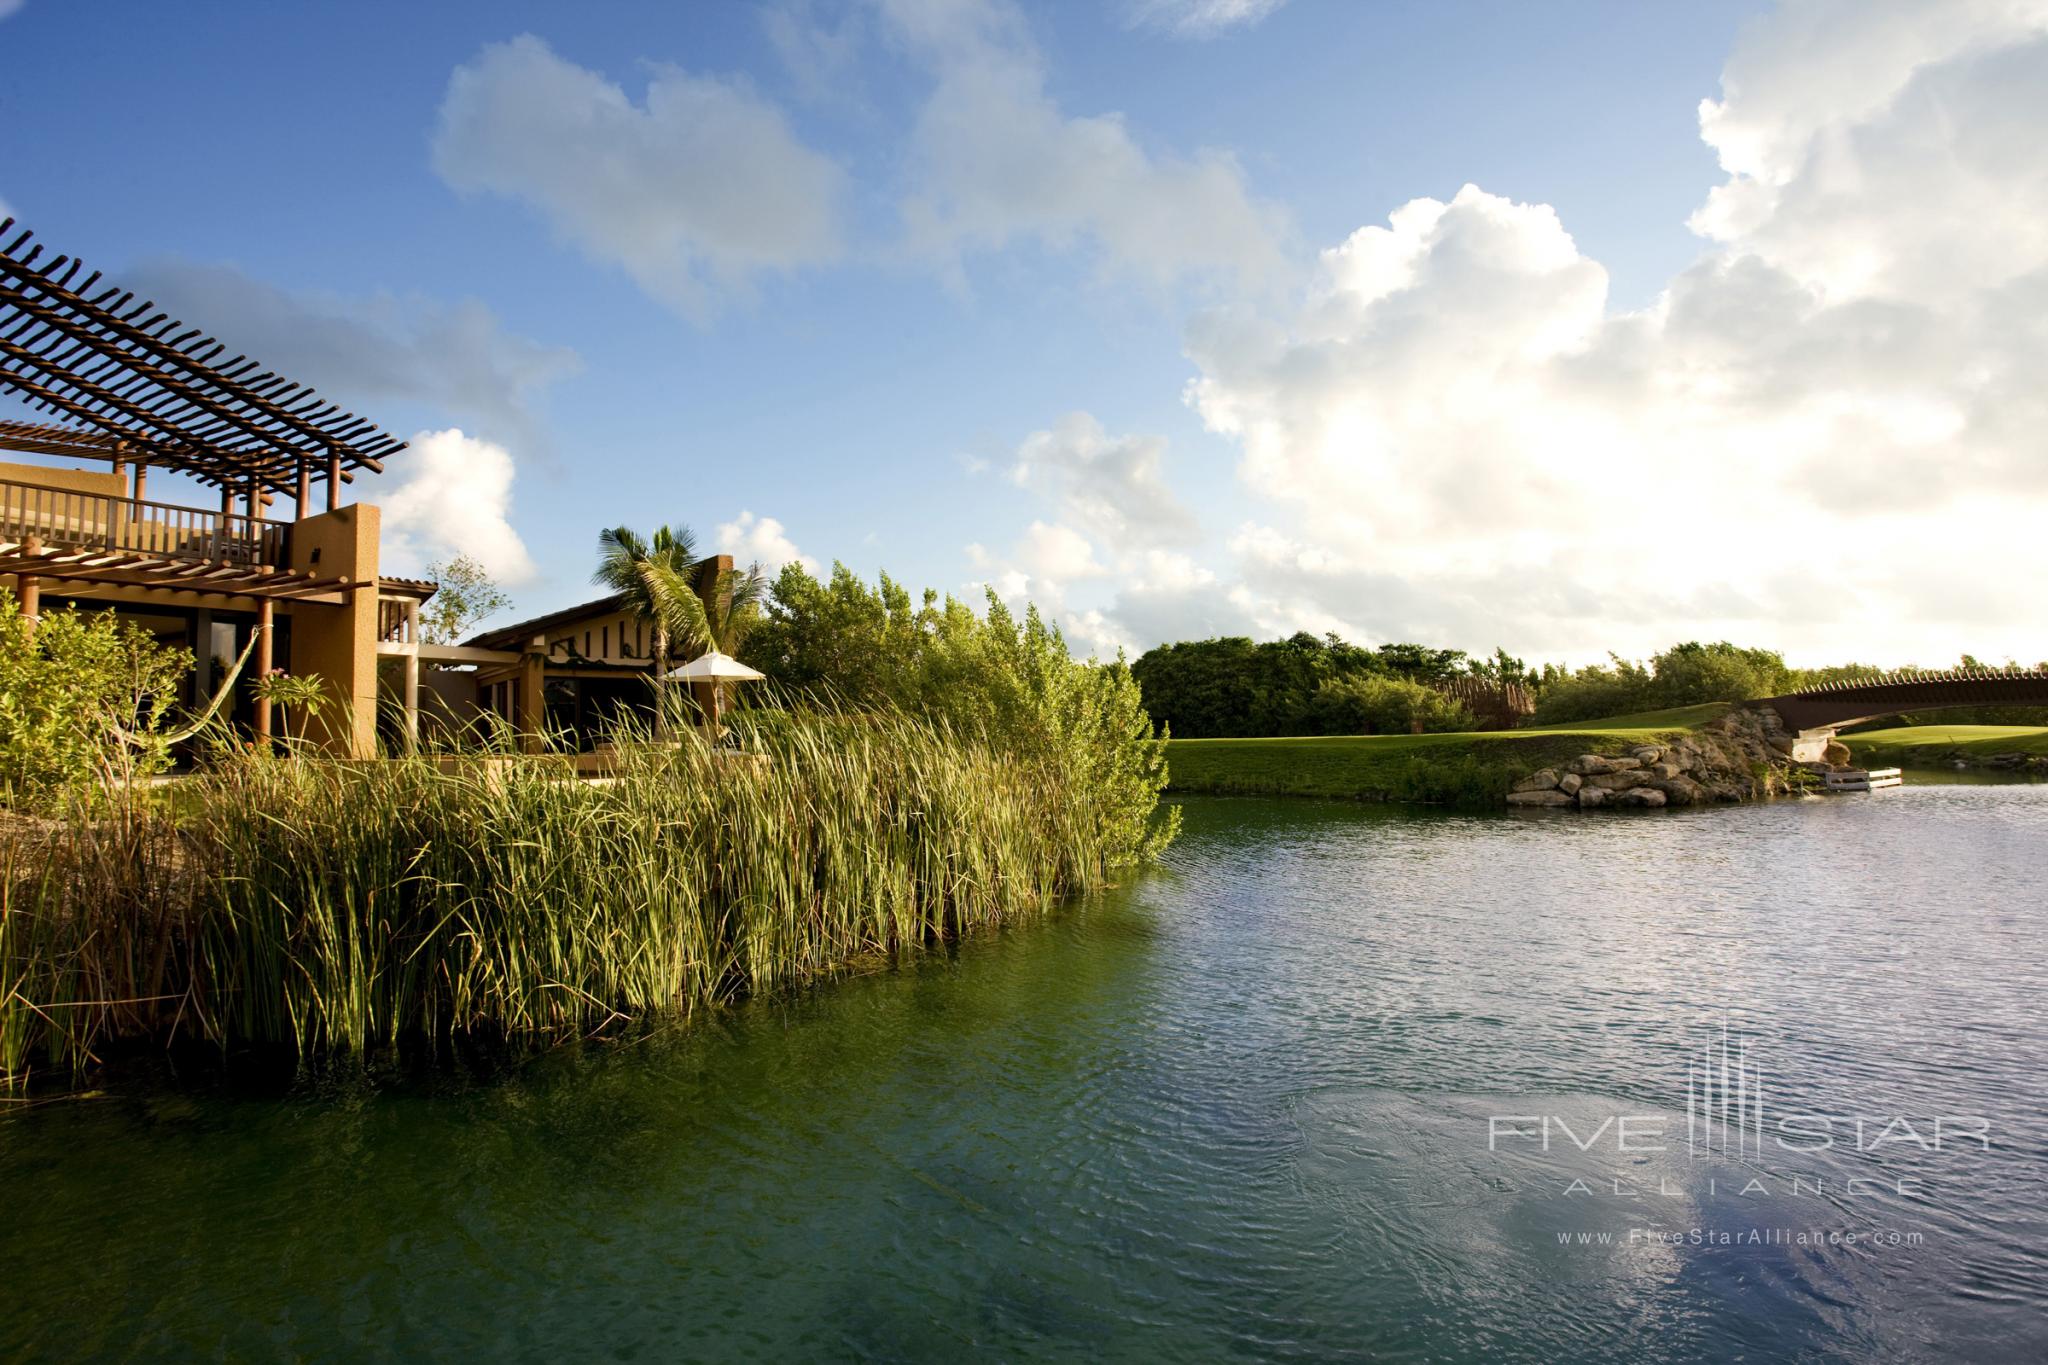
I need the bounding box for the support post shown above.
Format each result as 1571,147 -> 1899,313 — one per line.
16,573 -> 39,642
517,635 -> 545,754
132,462 -> 147,504
326,450 -> 342,512
253,598 -> 274,748
403,599 -> 421,751
687,554 -> 734,737
218,484 -> 234,561
296,458 -> 311,517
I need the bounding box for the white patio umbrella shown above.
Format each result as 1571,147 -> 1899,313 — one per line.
663,651 -> 766,737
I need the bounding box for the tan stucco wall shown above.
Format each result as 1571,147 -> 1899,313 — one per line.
0,460 -> 127,499
287,503 -> 382,757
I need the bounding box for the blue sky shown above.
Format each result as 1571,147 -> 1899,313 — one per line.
4,0 -> 2044,665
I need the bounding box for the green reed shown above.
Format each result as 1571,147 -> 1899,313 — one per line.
1,708 -> 1147,1090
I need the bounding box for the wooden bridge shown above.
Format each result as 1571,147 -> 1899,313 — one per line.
1752,667 -> 2048,759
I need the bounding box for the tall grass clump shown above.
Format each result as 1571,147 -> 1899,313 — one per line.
3,707 -> 1163,1088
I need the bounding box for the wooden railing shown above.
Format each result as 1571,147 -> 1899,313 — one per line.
0,476 -> 289,569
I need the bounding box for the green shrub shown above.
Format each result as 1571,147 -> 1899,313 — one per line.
1311,673 -> 1475,734
745,564 -> 1176,866
1532,642 -> 1789,725
0,590 -> 193,814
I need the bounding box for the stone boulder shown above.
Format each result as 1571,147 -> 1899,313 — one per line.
1507,789 -> 1573,807
1653,776 -> 1708,806
1617,786 -> 1668,808
1568,754 -> 1617,776
1575,786 -> 1609,808
1513,768 -> 1560,793
1556,772 -> 1584,796
1648,762 -> 1682,781
1630,745 -> 1666,764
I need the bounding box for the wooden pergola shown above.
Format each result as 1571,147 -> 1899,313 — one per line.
0,217 -> 404,509
0,218 -> 413,744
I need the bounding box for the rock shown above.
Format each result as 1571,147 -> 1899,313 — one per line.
1606,755 -> 1643,771
1507,789 -> 1572,807
1822,741 -> 1853,766
1513,768 -> 1560,792
1767,735 -> 1798,756
1630,745 -> 1665,764
1649,762 -> 1682,780
1617,786 -> 1668,808
1654,776 -> 1708,806
1556,772 -> 1584,796
1590,771 -> 1648,791
1575,786 -> 1609,808
1569,754 -> 1617,776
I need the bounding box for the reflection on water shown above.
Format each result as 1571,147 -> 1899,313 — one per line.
3,787 -> 2046,1361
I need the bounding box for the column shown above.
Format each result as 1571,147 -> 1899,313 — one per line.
16,573 -> 39,642
517,635 -> 545,754
253,597 -> 275,747
403,599 -> 421,751
326,450 -> 343,512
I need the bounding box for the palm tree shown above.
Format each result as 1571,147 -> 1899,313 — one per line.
640,560 -> 769,659
640,560 -> 770,737
592,524 -> 698,682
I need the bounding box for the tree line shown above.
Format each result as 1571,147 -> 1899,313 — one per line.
1130,634 -> 2048,738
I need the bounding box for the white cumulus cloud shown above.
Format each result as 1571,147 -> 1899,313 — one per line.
1010,411 -> 1201,547
716,510 -> 819,575
1164,0 -> 2048,666
432,35 -> 846,317
380,429 -> 536,585
879,0 -> 1289,292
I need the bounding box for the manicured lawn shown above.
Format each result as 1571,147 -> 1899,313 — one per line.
1167,706 -> 1726,806
1842,724 -> 2048,764
1524,702 -> 1734,732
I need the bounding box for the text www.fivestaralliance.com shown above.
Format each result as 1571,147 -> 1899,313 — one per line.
1558,1228 -> 1927,1248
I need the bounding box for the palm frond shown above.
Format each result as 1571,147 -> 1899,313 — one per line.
640,560 -> 716,656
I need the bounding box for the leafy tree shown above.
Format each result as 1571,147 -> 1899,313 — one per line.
1647,641 -> 1790,708
420,554 -> 512,645
1373,643 -> 1470,683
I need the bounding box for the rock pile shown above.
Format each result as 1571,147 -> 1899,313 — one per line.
1507,708 -> 1803,811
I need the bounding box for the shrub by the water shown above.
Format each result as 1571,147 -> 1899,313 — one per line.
0,590 -> 193,815
745,564 -> 1177,868
2,709 -> 1167,1089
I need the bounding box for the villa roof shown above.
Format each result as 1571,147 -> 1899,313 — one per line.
0,219 -> 406,498
467,593 -> 628,650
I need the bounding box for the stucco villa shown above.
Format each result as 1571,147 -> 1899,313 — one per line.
0,220 -> 711,756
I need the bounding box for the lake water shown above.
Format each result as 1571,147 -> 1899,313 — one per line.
4,785 -> 2046,1361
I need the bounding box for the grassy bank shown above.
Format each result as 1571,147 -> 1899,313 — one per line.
1842,724 -> 2048,766
2,712 -> 1162,1090
1166,704 -> 1730,804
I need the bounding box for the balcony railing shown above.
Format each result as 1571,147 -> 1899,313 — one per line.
0,476 -> 289,570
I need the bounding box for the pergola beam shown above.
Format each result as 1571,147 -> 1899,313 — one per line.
0,219 -> 404,499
